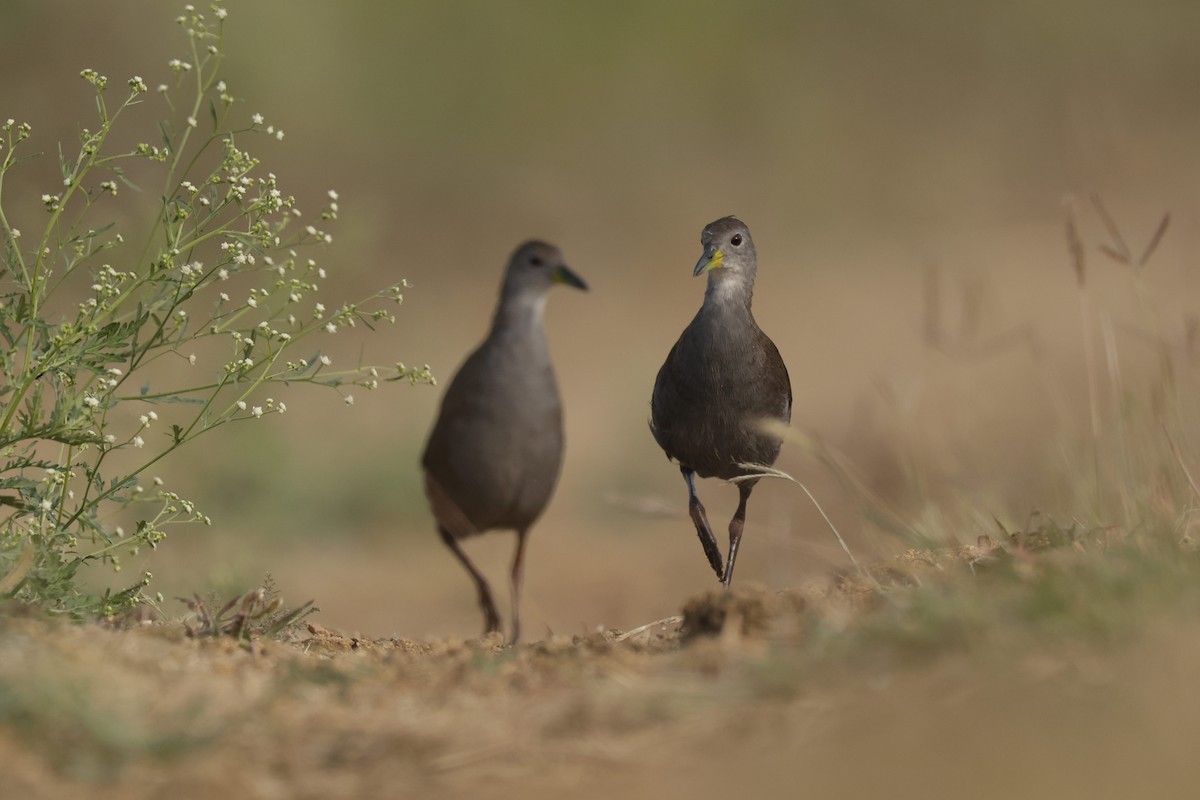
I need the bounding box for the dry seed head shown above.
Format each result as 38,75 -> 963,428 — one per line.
1064,202 -> 1086,288
1137,212 -> 1171,270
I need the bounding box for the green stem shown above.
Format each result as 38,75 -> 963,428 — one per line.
0,91 -> 138,440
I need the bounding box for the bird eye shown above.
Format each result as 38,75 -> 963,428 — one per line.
530,255 -> 544,267
730,234 -> 743,247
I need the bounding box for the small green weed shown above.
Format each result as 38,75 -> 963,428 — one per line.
0,3 -> 432,616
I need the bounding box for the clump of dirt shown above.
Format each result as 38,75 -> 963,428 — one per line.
680,584 -> 807,642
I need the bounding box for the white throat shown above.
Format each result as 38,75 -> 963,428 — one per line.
707,272 -> 750,305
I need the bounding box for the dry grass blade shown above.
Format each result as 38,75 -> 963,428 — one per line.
1065,201 -> 1087,286
731,458 -> 877,587
1137,212 -> 1171,269
1066,202 -> 1102,442
261,600 -> 316,638
1163,423 -> 1200,503
764,419 -> 928,545
615,615 -> 683,642
1097,244 -> 1128,265
1090,193 -> 1131,265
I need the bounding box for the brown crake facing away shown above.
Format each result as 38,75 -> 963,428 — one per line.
650,216 -> 792,585
421,241 -> 587,643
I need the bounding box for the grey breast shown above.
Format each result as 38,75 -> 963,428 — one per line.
422,321 -> 564,537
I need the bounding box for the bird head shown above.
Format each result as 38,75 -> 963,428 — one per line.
694,216 -> 756,281
502,241 -> 588,299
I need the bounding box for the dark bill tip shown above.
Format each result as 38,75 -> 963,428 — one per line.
553,264 -> 588,291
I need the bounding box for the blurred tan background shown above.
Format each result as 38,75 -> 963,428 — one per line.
4,0 -> 1200,638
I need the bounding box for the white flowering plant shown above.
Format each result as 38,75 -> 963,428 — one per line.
0,4 -> 431,617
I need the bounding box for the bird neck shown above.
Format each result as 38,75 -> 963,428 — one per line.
490,290 -> 549,339
703,272 -> 754,312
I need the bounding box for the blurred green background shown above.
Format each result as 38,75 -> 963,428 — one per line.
3,0 -> 1200,637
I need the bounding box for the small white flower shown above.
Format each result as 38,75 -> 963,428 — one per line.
40,499 -> 52,511
324,322 -> 337,334
133,435 -> 145,448
252,112 -> 264,125
328,189 -> 339,201
188,354 -> 197,365
104,434 -> 116,444
187,116 -> 198,128
148,411 -> 158,421
83,396 -> 100,408
236,400 -> 247,411
153,476 -> 164,486
277,402 -> 287,413
344,395 -> 355,406
252,406 -> 263,418
319,355 -> 332,366
246,296 -> 257,308
139,415 -> 150,426
108,367 -> 123,376
214,7 -> 227,19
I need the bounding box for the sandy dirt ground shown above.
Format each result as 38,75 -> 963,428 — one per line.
6,540 -> 1200,800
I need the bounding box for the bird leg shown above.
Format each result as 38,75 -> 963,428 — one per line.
509,528 -> 530,645
437,525 -> 502,635
683,467 -> 725,581
722,482 -> 753,587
